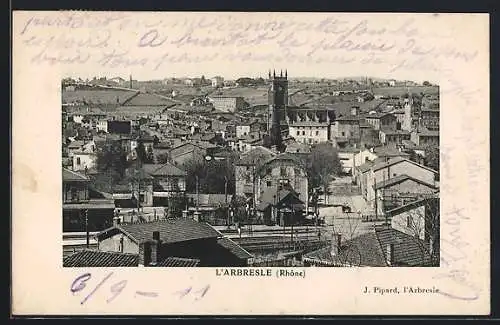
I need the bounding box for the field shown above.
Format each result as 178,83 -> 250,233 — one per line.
62,89 -> 137,105
373,86 -> 439,97
212,86 -> 269,106
123,93 -> 178,106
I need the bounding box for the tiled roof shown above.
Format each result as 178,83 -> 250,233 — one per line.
217,237 -> 253,259
289,121 -> 330,127
63,168 -> 89,182
101,219 -> 221,244
372,157 -> 438,174
374,174 -> 437,190
63,250 -> 138,267
142,163 -> 187,177
356,158 -> 386,173
303,233 -> 387,267
257,188 -> 304,211
237,146 -> 276,165
375,226 -> 432,266
303,226 -> 433,267
356,160 -> 374,173
68,140 -> 85,149
416,129 -> 439,137
156,257 -> 200,267
372,156 -> 406,171
385,195 -> 439,217
260,153 -> 305,170
373,146 -> 411,158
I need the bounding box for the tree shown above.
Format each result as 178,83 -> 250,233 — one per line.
230,195 -> 248,224
182,154 -> 238,194
96,141 -> 128,178
135,140 -> 154,165
306,142 -> 342,200
166,192 -> 188,219
424,145 -> 439,171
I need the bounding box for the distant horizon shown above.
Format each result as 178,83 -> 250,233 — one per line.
63,74 -> 435,85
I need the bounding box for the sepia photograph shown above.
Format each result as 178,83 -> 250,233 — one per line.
61,71 -> 441,268
12,11 -> 489,315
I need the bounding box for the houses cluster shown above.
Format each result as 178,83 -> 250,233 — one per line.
62,72 -> 440,268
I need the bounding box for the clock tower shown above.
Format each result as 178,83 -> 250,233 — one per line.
267,69 -> 288,151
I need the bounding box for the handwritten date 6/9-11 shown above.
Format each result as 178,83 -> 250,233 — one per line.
70,272 -> 210,305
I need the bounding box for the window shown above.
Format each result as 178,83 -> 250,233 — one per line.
266,181 -> 272,187
280,167 -> 287,176
315,131 -> 319,136
119,237 -> 124,253
393,173 -> 397,177
71,188 -> 78,201
266,168 -> 272,174
76,157 -> 81,165
296,130 -> 300,136
341,132 -> 345,136
302,131 -> 305,135
140,194 -> 145,203
407,215 -> 413,228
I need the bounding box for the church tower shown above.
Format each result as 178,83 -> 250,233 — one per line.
267,69 -> 288,151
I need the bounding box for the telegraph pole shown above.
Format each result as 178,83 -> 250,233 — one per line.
84,209 -> 89,248
224,176 -> 230,229
196,175 -> 199,211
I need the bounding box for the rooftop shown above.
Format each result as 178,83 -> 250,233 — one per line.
97,219 -> 221,244
63,168 -> 89,182
217,237 -> 253,259
303,226 -> 433,267
374,174 -> 438,190
372,157 -> 438,174
156,257 -> 200,267
63,250 -> 138,267
289,121 -> 330,127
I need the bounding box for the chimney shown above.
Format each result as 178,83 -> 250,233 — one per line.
330,233 -> 342,257
150,232 -> 162,266
113,216 -> 120,227
138,241 -> 152,267
386,243 -> 395,266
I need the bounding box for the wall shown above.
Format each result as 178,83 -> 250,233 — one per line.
72,153 -> 97,171
289,125 -> 329,144
338,152 -> 355,174
99,232 -> 139,254
391,205 -> 426,240
256,161 -> 308,212
331,120 -> 360,140
235,165 -> 255,197
63,181 -> 89,202
367,161 -> 436,203
236,125 -> 251,138
155,176 -> 186,192
354,150 -> 377,168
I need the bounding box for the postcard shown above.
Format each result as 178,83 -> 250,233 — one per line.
12,11 -> 490,315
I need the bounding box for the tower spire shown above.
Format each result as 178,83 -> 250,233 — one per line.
280,70 -> 283,77
285,70 -> 287,78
